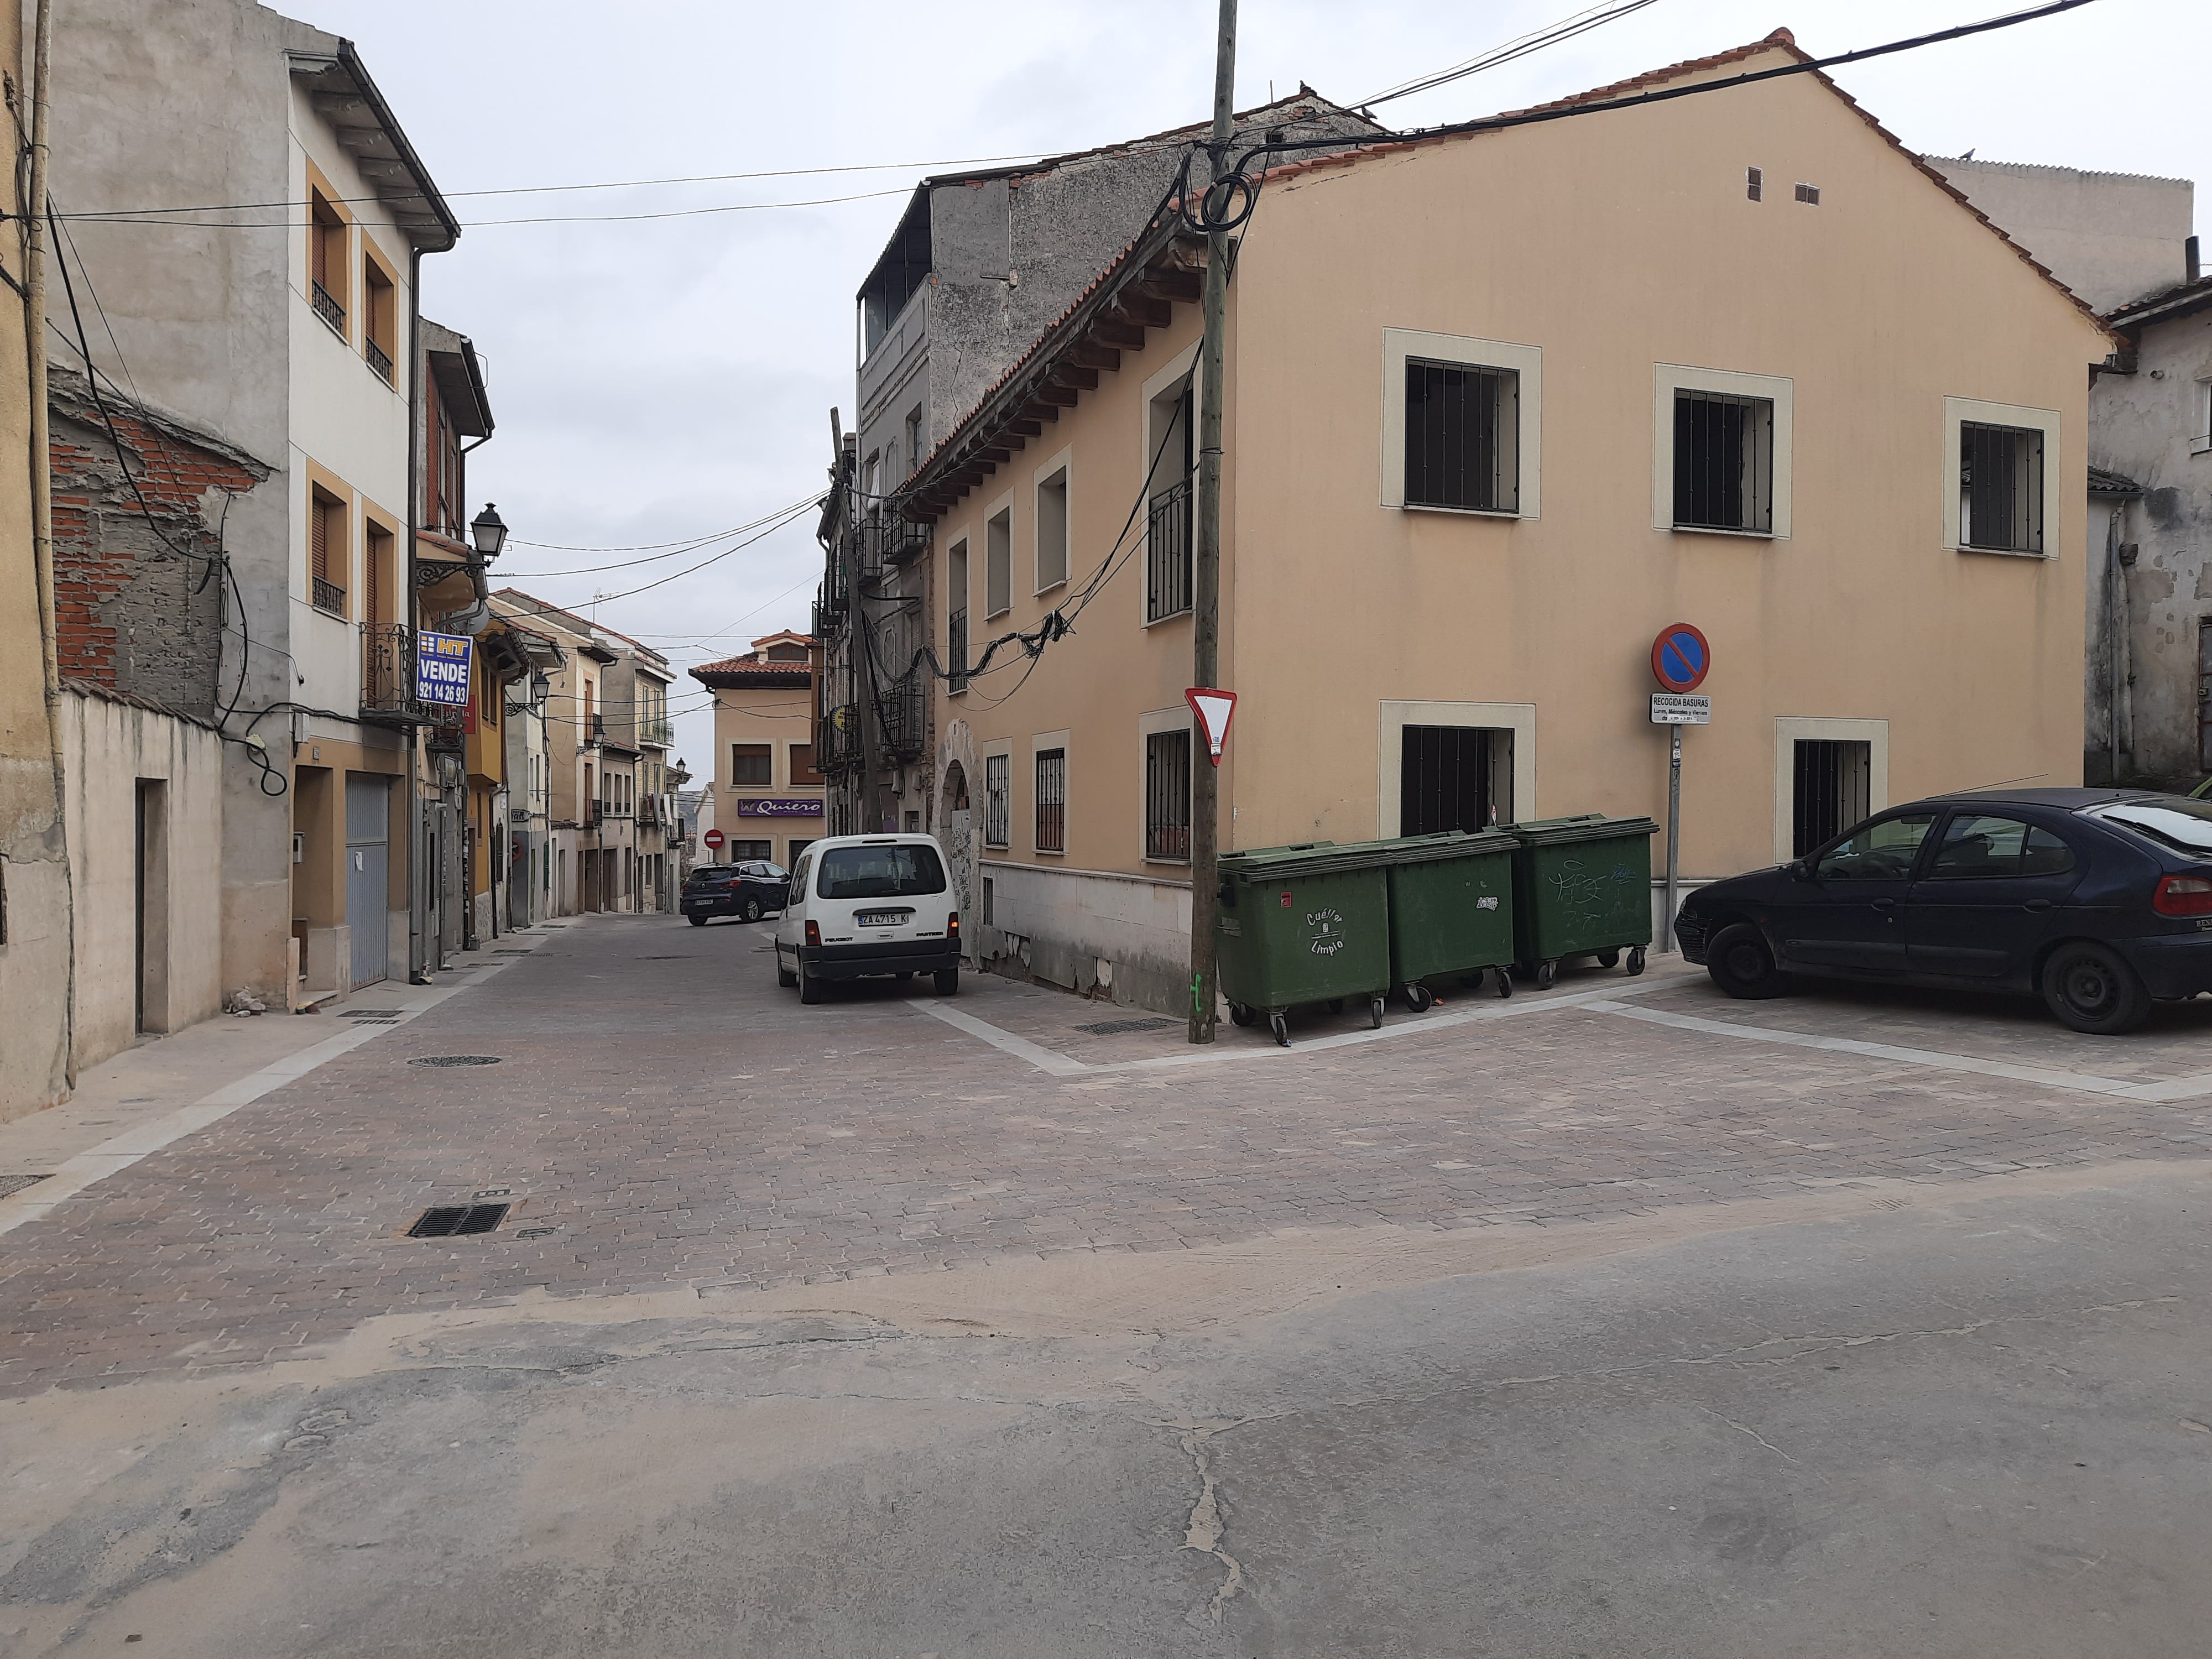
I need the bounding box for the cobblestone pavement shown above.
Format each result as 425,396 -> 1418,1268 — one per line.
5,910 -> 2212,1398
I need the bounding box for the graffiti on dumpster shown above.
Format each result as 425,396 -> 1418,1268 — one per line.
1476,894 -> 1500,911
1305,907 -> 1347,957
1547,858 -> 1635,927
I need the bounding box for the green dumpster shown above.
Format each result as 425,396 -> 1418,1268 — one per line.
1375,830 -> 1520,1011
1504,813 -> 1661,988
1216,841 -> 1391,1046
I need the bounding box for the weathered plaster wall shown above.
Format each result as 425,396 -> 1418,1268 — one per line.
61,686 -> 226,1074
2090,305 -> 2212,784
1927,155 -> 2194,315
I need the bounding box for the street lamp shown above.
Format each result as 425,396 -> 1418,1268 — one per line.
529,670 -> 551,708
470,503 -> 508,560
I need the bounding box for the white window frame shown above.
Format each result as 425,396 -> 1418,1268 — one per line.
1378,700 -> 1536,837
980,739 -> 1013,849
1140,343 -> 1202,629
1381,328 -> 1542,519
1653,362 -> 1793,539
1030,729 -> 1070,857
1772,717 -> 1888,864
1033,445 -> 1072,596
983,490 -> 1014,621
1943,396 -> 2059,559
1138,704 -> 1195,866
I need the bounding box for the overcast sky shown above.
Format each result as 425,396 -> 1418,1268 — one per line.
290,0 -> 2206,782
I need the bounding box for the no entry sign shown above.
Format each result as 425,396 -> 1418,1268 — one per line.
702,828 -> 725,850
1650,623 -> 1711,693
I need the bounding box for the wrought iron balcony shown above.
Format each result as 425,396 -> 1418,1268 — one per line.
312,575 -> 347,617
366,337 -> 394,383
361,622 -> 422,724
640,718 -> 674,747
311,280 -> 346,338
818,705 -> 862,776
844,514 -> 930,572
880,669 -> 927,764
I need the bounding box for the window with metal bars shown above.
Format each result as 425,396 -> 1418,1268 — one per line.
1400,726 -> 1502,834
1034,748 -> 1066,853
310,488 -> 346,616
1791,739 -> 1871,857
1404,359 -> 1517,512
983,753 -> 1009,848
1147,383 -> 1194,622
1959,420 -> 2044,554
1673,388 -> 1774,533
1145,729 -> 1192,862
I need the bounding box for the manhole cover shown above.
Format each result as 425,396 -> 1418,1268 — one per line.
341,1009 -> 404,1019
408,1055 -> 504,1067
406,1203 -> 509,1238
0,1174 -> 53,1199
1076,1017 -> 1180,1036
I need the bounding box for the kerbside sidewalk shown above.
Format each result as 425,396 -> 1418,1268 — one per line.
0,925 -> 566,1237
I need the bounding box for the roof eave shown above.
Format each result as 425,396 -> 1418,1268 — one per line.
288,41 -> 461,252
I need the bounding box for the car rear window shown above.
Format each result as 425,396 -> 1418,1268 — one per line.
685,867 -> 738,886
816,843 -> 947,900
2085,797 -> 2212,855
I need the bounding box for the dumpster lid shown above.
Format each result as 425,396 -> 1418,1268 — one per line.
1505,813 -> 1662,846
1219,839 -> 1388,878
1368,829 -> 1519,864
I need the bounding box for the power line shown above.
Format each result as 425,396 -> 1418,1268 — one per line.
59,150 -> 1060,220
1354,0 -> 1663,111
493,492 -> 827,577
58,184 -> 916,232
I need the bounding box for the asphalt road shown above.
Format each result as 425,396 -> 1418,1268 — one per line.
6,915 -> 2212,1655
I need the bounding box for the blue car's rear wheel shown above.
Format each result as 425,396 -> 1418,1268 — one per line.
2041,941 -> 2150,1035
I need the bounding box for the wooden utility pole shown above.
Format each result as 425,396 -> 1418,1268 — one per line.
1186,0 -> 1235,1045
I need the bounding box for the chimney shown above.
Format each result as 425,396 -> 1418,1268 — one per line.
2189,234 -> 2202,284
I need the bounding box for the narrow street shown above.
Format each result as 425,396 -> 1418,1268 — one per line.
7,921 -> 2212,1655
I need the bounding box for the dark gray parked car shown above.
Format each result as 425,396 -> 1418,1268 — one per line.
1674,789 -> 2212,1034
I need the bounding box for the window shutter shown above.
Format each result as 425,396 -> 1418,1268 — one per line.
311,498 -> 329,583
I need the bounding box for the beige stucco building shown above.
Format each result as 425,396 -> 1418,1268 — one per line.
900,32 -> 2114,1015
692,633 -> 824,869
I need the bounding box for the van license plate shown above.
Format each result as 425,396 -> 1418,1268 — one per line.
857,909 -> 911,927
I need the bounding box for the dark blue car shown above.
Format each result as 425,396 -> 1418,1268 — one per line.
1674,789 -> 2212,1034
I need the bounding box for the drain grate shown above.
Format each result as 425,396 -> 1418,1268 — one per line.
340,1009 -> 404,1019
349,1019 -> 400,1026
0,1174 -> 53,1199
406,1203 -> 509,1238
408,1055 -> 504,1067
494,950 -> 531,956
1075,1017 -> 1180,1036
514,1225 -> 558,1239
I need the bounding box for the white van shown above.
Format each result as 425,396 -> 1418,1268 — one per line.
773,833 -> 961,1004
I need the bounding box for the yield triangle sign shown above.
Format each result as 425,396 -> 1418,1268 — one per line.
1186,686 -> 1238,766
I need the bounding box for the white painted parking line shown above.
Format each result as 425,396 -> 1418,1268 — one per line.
0,933 -> 553,1238
1589,998 -> 2212,1103
906,972 -> 1683,1077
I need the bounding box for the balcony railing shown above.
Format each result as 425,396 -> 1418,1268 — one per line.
312,576 -> 347,616
1146,478 -> 1192,623
366,337 -> 394,383
818,705 -> 862,776
311,280 -> 346,338
362,622 -> 416,721
880,669 -> 926,764
844,514 -> 930,574
640,718 -> 674,747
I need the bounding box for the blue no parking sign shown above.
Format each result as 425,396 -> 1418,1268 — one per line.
1650,623 -> 1711,693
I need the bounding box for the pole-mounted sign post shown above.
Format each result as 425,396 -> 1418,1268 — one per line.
1648,622 -> 1711,952
1186,687 -> 1237,765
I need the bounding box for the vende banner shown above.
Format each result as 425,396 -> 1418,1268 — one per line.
733,799 -> 824,818
416,631 -> 472,708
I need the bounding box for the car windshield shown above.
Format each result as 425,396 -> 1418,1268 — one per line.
2084,797 -> 2212,855
816,843 -> 946,900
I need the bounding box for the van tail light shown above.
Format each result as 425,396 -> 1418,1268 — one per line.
805,920 -> 822,948
947,910 -> 959,941
2152,873 -> 2212,917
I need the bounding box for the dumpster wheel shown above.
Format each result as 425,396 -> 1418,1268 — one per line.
1370,995 -> 1386,1029
1495,969 -> 1513,999
1626,946 -> 1647,975
1403,983 -> 1436,1014
1597,948 -> 1620,968
1269,1011 -> 1291,1047
1229,1002 -> 1256,1027
1536,959 -> 1558,990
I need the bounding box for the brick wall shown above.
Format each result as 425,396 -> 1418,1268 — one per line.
49,374 -> 268,720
